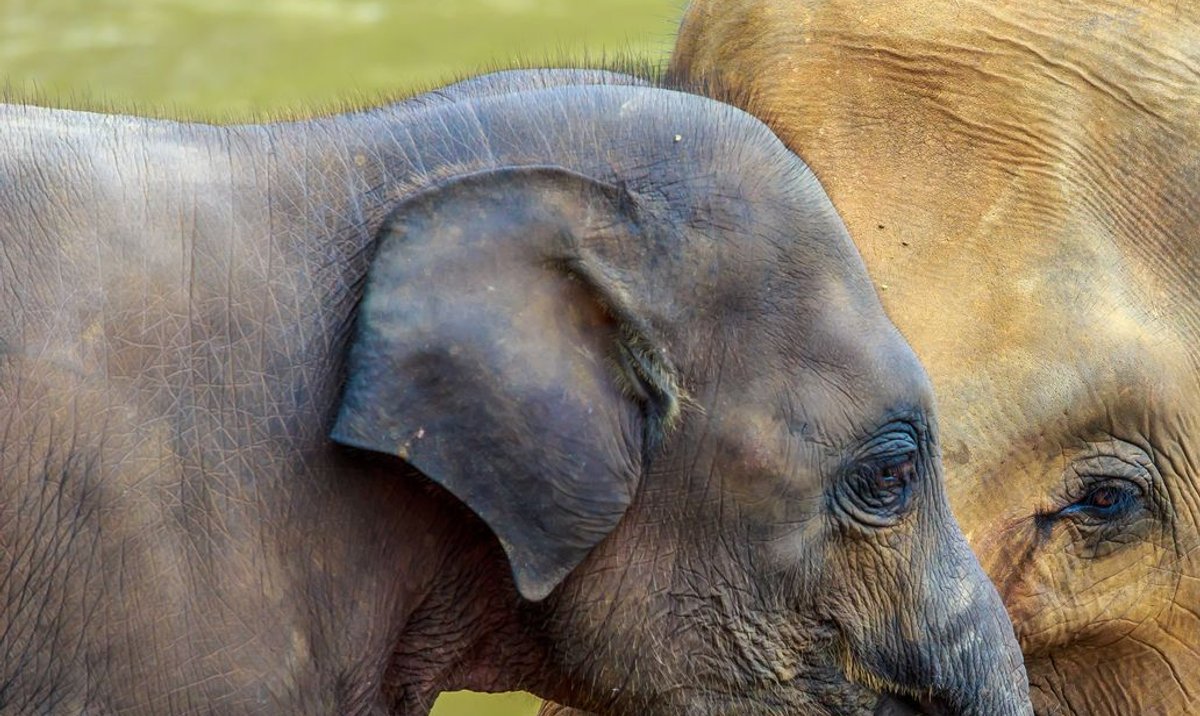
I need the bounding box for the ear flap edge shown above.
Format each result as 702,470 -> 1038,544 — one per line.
332,166 -> 664,601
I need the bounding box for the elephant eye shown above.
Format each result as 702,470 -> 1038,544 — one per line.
860,455 -> 916,509
1046,445 -> 1162,558
835,452 -> 919,528
1062,481 -> 1140,522
1086,487 -> 1119,509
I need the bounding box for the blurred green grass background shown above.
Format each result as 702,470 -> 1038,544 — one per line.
1,0 -> 682,118
0,0 -> 683,713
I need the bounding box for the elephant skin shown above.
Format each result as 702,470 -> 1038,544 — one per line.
669,1 -> 1200,714
0,69 -> 1029,715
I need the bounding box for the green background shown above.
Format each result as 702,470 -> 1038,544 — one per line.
0,0 -> 683,713
1,0 -> 682,119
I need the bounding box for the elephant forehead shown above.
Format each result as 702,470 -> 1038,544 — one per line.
784,0 -> 1197,121
680,0 -> 1200,313
930,295 -> 1188,445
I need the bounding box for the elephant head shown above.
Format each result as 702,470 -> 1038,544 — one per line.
0,76 -> 1028,714
670,1 -> 1200,712
330,159 -> 1028,713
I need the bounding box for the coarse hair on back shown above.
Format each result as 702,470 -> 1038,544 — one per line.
0,48 -> 782,133
0,52 -> 658,124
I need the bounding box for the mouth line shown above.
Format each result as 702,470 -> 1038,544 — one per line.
840,646 -> 929,706
873,692 -> 943,716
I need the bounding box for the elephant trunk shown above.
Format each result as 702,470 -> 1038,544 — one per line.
870,527 -> 1032,716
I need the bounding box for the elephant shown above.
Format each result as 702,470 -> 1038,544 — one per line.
0,68 -> 1034,715
665,1 -> 1200,713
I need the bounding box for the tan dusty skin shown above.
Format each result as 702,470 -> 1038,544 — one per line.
660,1 -> 1200,714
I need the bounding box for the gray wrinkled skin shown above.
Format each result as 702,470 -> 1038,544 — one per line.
0,70 -> 1029,714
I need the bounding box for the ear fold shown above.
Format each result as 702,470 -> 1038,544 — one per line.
331,166 -> 679,601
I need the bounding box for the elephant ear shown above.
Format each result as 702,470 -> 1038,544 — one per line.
331,166 -> 679,601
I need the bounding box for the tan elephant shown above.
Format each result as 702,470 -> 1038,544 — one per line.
659,0 -> 1200,714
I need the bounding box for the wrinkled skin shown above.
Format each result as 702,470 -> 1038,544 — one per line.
0,71 -> 1029,714
668,1 -> 1200,713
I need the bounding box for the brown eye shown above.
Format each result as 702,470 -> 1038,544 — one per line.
875,460 -> 916,493
1087,487 -> 1119,509
878,458 -> 912,486
1062,481 -> 1140,521
855,454 -> 917,511
837,439 -> 922,528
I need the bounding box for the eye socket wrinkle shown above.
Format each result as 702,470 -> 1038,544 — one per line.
1056,439 -> 1166,523
858,433 -> 919,462
830,419 -> 926,529
849,417 -> 923,462
1035,440 -> 1171,542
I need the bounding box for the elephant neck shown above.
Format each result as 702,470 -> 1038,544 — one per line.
379,472 -> 551,713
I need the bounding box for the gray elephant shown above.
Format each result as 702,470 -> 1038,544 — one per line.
0,69 -> 1030,715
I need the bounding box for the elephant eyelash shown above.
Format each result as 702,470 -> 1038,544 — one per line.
1032,440 -> 1165,527
1034,475 -> 1160,546
1058,478 -> 1145,520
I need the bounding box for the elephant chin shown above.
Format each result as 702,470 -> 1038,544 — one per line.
873,694 -> 946,715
